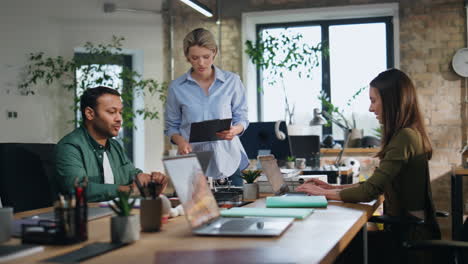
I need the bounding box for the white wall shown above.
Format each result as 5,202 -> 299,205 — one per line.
0,0 -> 165,171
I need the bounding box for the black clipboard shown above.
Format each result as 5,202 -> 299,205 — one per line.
189,118 -> 232,143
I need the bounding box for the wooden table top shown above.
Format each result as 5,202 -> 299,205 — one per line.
454,167 -> 468,175
5,198 -> 382,264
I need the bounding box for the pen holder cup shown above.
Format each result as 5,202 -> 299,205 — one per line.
55,207 -> 78,243
54,206 -> 87,244
140,198 -> 162,232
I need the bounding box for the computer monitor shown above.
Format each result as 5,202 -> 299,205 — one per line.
289,135 -> 320,166
239,121 -> 290,161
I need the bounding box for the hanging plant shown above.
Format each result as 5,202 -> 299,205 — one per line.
19,35 -> 167,129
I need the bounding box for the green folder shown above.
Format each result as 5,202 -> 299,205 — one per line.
266,196 -> 328,208
220,207 -> 314,220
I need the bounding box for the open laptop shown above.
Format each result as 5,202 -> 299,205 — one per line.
163,155 -> 294,236
259,155 -> 313,196
193,151 -> 213,175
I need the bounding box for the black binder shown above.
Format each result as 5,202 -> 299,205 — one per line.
189,118 -> 232,143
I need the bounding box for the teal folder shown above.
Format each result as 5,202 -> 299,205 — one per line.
266,196 -> 328,208
220,207 -> 314,219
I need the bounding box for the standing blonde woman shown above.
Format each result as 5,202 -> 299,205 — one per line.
164,28 -> 249,186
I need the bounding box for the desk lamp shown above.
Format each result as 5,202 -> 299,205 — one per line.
310,108 -> 351,167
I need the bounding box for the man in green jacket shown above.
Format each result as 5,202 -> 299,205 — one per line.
55,86 -> 167,202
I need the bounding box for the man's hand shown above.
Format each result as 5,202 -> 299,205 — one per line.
135,173 -> 152,186
151,171 -> 168,196
216,125 -> 244,141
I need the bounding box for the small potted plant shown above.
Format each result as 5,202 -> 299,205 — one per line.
285,156 -> 295,169
109,190 -> 140,244
241,170 -> 262,200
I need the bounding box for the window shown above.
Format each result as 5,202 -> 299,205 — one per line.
243,4 -> 399,141
75,53 -> 134,161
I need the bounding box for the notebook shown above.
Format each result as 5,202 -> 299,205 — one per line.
266,196 -> 328,208
220,207 -> 314,219
163,155 -> 294,237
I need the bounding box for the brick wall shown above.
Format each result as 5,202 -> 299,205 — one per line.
163,0 -> 467,238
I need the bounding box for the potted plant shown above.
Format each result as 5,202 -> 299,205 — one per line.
285,156 -> 296,169
318,89 -> 367,148
241,170 -> 262,200
109,190 -> 140,244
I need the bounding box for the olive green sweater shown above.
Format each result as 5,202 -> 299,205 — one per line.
340,128 -> 440,238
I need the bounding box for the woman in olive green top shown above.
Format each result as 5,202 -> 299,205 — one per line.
297,69 -> 440,263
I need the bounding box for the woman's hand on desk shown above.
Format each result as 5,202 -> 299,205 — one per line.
304,178 -> 335,190
216,125 -> 243,141
296,183 -> 342,201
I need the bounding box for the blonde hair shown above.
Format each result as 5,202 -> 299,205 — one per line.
183,28 -> 218,57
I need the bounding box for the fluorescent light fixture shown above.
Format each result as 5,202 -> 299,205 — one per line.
179,0 -> 213,17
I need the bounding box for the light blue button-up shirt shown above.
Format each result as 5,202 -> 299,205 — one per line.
164,66 -> 249,179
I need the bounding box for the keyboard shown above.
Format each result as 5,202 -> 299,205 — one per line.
219,219 -> 256,232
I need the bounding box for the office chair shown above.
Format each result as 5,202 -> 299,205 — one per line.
403,217 -> 468,264
368,211 -> 452,263
0,143 -> 57,212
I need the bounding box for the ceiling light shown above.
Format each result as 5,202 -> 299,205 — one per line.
103,3 -> 160,15
179,0 -> 213,17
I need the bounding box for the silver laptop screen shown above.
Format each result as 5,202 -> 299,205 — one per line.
163,155 -> 220,228
259,155 -> 289,195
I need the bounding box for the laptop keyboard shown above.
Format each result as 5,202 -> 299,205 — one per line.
220,219 -> 256,232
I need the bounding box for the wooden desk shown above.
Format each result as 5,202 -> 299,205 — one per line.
452,167 -> 468,240
6,198 -> 381,264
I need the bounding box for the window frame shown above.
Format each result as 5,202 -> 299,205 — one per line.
74,52 -> 134,162
255,16 -> 394,136
242,3 -> 400,133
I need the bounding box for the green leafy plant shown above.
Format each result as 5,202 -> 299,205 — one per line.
241,170 -> 262,184
109,190 -> 136,217
19,35 -> 167,128
317,85 -> 367,129
245,29 -> 327,125
372,127 -> 382,139
286,156 -> 295,162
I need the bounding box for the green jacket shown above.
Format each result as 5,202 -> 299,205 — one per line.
340,128 -> 440,240
55,126 -> 141,202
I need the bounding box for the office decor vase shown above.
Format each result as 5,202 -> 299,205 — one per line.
111,214 -> 140,244
243,183 -> 259,200
346,128 -> 363,148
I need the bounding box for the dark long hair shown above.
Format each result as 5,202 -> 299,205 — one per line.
370,69 -> 432,159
